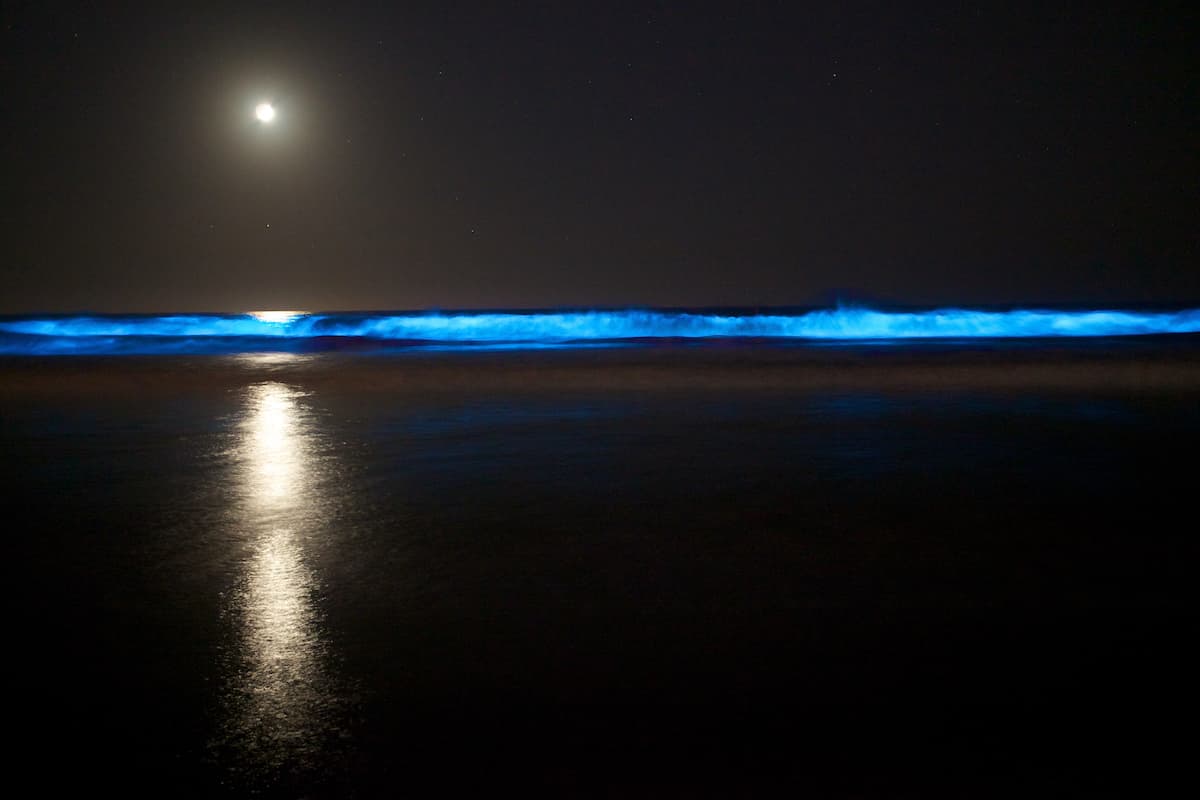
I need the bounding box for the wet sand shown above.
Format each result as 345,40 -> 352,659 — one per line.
3,342 -> 1197,796
3,336 -> 1200,395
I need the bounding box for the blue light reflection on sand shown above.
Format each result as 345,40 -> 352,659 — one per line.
2,306 -> 1198,354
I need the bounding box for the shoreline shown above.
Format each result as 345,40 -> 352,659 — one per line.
3,341 -> 1199,396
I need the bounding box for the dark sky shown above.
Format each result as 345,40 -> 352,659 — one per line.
2,1 -> 1197,312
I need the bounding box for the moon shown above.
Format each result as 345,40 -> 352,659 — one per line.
255,102 -> 276,123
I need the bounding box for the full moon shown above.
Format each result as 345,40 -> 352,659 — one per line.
255,102 -> 276,123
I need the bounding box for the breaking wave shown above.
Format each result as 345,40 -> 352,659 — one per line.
2,306 -> 1199,355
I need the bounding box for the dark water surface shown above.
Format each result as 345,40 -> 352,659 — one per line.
3,343 -> 1197,796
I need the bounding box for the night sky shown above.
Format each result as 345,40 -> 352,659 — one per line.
2,1 -> 1196,313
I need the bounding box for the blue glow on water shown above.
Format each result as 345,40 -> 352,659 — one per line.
1,306 -> 1198,355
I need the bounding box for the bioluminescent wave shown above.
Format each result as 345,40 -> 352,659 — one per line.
2,306 -> 1199,354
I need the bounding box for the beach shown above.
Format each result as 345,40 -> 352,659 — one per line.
4,341 -> 1196,796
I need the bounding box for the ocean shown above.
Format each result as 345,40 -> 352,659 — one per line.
2,308 -> 1198,796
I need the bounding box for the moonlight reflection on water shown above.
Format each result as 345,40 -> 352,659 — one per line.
214,381 -> 348,785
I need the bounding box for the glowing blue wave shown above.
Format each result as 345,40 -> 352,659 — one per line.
2,306 -> 1198,355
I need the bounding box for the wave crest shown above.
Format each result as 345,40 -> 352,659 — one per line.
2,306 -> 1199,354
